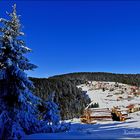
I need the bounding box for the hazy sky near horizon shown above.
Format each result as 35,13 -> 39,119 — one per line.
0,0 -> 140,77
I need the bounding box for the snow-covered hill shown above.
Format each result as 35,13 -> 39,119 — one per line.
78,81 -> 140,109
23,81 -> 140,139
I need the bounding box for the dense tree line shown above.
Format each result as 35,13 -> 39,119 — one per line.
50,72 -> 140,86
30,78 -> 90,120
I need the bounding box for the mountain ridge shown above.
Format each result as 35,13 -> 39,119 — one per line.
48,72 -> 140,86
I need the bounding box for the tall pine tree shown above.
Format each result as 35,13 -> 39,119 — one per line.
0,4 -> 42,139
0,4 -> 69,139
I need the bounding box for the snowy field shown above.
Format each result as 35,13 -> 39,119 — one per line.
23,118 -> 140,139
23,81 -> 140,139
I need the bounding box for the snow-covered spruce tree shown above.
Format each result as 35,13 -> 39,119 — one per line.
38,92 -> 70,133
0,4 -> 42,139
0,4 -> 69,139
39,92 -> 61,132
43,93 -> 60,125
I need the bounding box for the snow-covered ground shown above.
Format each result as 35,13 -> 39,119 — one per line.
78,81 -> 140,109
23,119 -> 140,139
23,81 -> 140,139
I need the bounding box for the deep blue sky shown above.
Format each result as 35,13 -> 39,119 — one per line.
0,0 -> 140,77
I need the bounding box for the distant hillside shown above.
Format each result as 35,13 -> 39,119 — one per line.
30,72 -> 140,120
49,72 -> 140,86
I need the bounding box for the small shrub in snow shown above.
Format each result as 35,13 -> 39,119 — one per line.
88,103 -> 99,108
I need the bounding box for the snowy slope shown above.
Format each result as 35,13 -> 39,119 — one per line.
23,81 -> 140,139
78,81 -> 140,109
